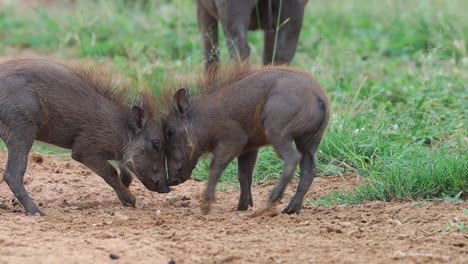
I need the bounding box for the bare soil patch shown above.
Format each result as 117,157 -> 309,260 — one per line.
0,152 -> 467,264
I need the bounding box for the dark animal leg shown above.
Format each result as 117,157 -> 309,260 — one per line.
266,134 -> 301,206
119,163 -> 133,188
201,158 -> 231,215
197,0 -> 219,71
217,1 -> 255,62
282,144 -> 317,214
72,146 -> 136,207
270,0 -> 305,64
263,29 -> 275,65
2,125 -> 43,215
201,142 -> 245,214
237,149 -> 258,210
222,24 -> 250,62
262,96 -> 302,207
201,156 -> 234,214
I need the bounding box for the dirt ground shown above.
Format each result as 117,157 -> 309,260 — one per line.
0,152 -> 467,264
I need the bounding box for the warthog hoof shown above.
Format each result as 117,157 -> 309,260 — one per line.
282,202 -> 302,215
200,200 -> 212,215
26,207 -> 45,216
119,194 -> 136,207
237,195 -> 253,211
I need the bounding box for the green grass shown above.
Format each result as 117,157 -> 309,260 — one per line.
446,209 -> 468,233
0,141 -> 69,156
0,0 -> 466,204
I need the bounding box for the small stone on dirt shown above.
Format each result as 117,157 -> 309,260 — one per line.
114,212 -> 129,221
325,226 -> 343,234
135,199 -> 144,209
179,201 -> 190,208
102,208 -> 114,216
220,255 -> 240,262
80,170 -> 92,176
451,242 -> 465,248
340,221 -> 352,227
168,258 -> 176,264
31,153 -> 43,164
392,251 -> 451,262
11,199 -> 20,207
109,253 -> 120,260
166,194 -> 180,203
387,219 -> 403,226
155,209 -> 161,215
397,234 -> 409,240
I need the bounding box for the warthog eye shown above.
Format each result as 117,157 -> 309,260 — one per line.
166,128 -> 176,140
151,139 -> 161,151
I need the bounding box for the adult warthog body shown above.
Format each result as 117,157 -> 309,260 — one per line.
163,65 -> 330,214
197,0 -> 308,68
0,59 -> 168,215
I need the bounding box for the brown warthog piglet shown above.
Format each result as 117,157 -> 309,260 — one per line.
162,64 -> 330,214
0,59 -> 168,215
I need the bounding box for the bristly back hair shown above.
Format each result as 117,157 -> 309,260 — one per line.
158,62 -> 255,115
62,59 -> 159,119
0,57 -> 159,119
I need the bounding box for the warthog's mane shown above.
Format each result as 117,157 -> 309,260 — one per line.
158,62 -> 255,115
158,62 -> 312,116
0,58 -> 159,119
63,60 -> 158,119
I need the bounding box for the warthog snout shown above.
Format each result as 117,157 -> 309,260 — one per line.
140,177 -> 170,193
125,159 -> 170,193
167,162 -> 183,186
168,171 -> 191,186
168,178 -> 181,186
154,182 -> 170,193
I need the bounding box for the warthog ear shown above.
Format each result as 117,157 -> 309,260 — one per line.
131,106 -> 146,129
173,88 -> 190,114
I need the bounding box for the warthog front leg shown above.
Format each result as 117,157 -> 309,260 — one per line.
201,152 -> 236,215
72,147 -> 136,207
201,133 -> 247,214
119,163 -> 133,188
